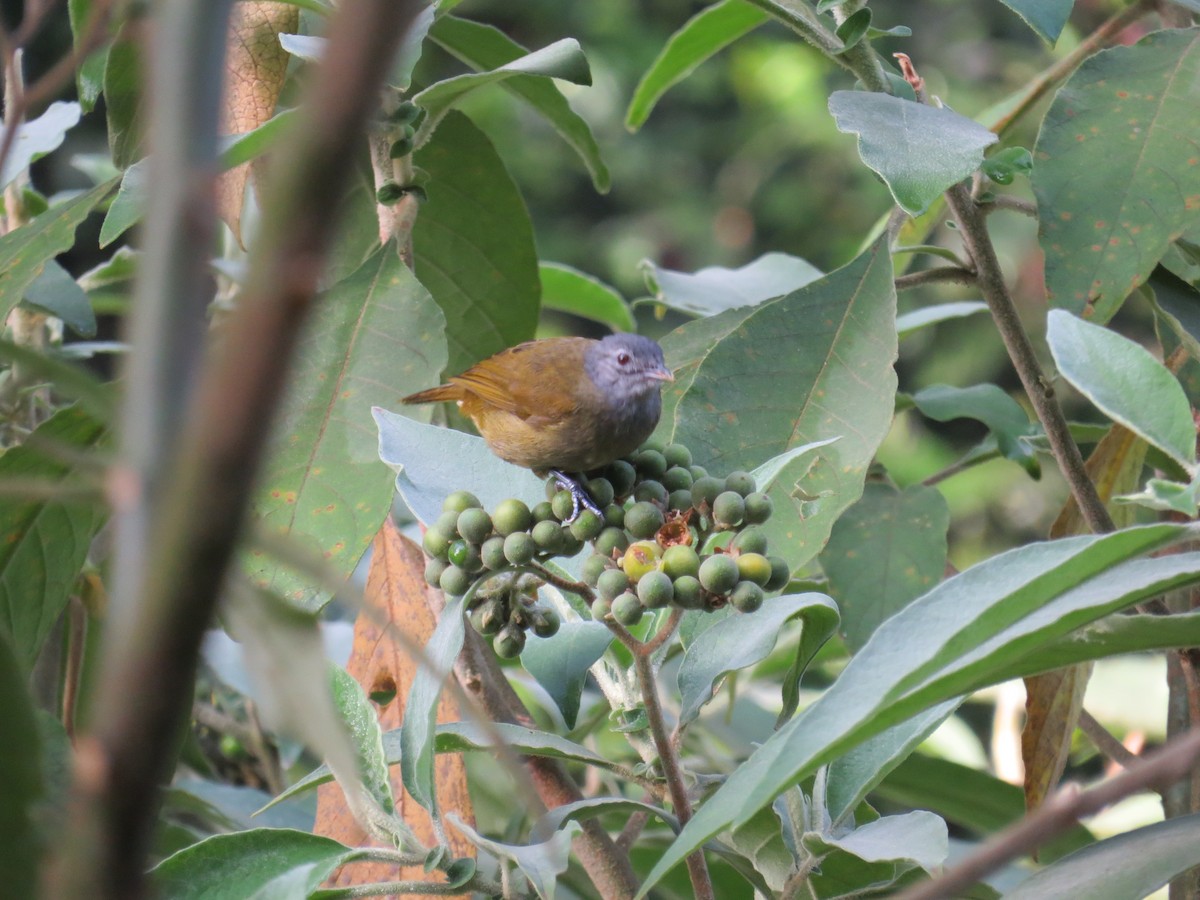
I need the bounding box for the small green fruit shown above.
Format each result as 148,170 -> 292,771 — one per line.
731,527 -> 769,555
735,552 -> 772,587
582,553 -> 611,587
597,568 -> 631,601
730,580 -> 764,613
424,557 -> 448,587
422,528 -> 452,559
712,491 -> 746,528
625,502 -> 665,539
439,564 -> 473,597
494,625 -> 526,659
443,490 -> 482,514
633,449 -> 668,480
668,489 -> 693,512
634,480 -> 669,506
457,508 -> 493,544
606,460 -> 637,497
532,519 -> 564,552
662,466 -> 693,492
586,477 -> 615,508
603,504 -> 626,528
743,492 -> 773,524
661,545 -> 701,579
724,470 -> 757,496
570,510 -> 605,542
551,490 -> 577,522
480,536 -> 507,570
637,570 -> 674,609
672,575 -> 704,609
591,596 -> 612,620
448,539 -> 482,573
664,443 -> 693,469
691,476 -> 725,509
611,591 -> 644,626
620,541 -> 662,582
493,499 -> 532,536
531,501 -> 555,523
531,608 -> 561,638
595,526 -> 630,558
434,510 -> 460,538
698,554 -> 739,594
765,556 -> 791,592
503,532 -> 536,565
471,598 -> 507,636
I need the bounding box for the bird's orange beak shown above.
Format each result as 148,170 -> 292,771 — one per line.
648,367 -> 675,383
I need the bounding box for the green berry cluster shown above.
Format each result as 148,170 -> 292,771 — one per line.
420,441 -> 790,655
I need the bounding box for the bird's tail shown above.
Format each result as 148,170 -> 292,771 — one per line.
401,383 -> 462,405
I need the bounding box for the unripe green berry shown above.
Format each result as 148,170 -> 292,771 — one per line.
743,492 -> 773,524
591,596 -> 612,620
493,499 -> 532,536
494,624 -> 526,659
638,570 -> 674,609
692,476 -> 725,509
435,510 -> 461,538
625,502 -> 665,539
765,556 -> 791,592
531,501 -> 555,523
620,541 -> 661,582
730,580 -> 764,613
603,504 -> 625,528
725,470 -> 756,497
662,466 -> 693,492
439,564 -> 473,597
611,591 -> 644,626
699,554 -> 739,594
582,553 -> 611,587
503,532 -> 536,565
606,460 -> 637,497
731,527 -> 769,555
586,477 -> 615,509
661,545 -> 701,579
480,536 -> 507,570
570,510 -> 605,542
448,539 -> 482,572
443,490 -> 482,514
559,531 -> 585,558
597,568 -> 631,601
672,575 -> 704,609
595,526 -> 630,558
551,490 -> 576,522
424,557 -> 448,587
712,491 -> 746,528
688,465 -> 708,481
531,608 -> 561,638
422,528 -> 452,559
634,449 -> 668,480
471,598 -> 507,636
532,519 -> 564,553
736,552 -> 772,587
634,480 -> 669,506
457,508 -> 493,544
668,489 -> 693,512
664,443 -> 693,469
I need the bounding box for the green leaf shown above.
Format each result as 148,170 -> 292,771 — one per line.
1149,265 -> 1200,361
373,409 -> 545,528
532,797 -> 677,843
912,383 -> 1037,471
995,0 -> 1073,44
449,813 -> 578,900
0,339 -> 114,421
641,524 -> 1190,891
896,301 -> 988,337
413,38 -> 592,147
0,101 -> 81,189
104,21 -> 145,168
98,159 -> 145,248
802,811 -> 948,890
151,829 -> 354,899
401,597 -> 466,817
329,664 -> 394,815
1035,28 -> 1200,321
776,589 -> 842,726
247,246 -> 446,608
980,145 -> 1033,185
23,260 -> 96,337
820,483 -> 949,652
677,593 -> 838,727
662,238 -> 897,572
0,179 -> 117,324
1047,309 -> 1196,471
68,0 -> 108,113
1011,608 -> 1200,677
0,406 -> 106,672
643,252 -> 823,317
390,5 -> 435,91
625,0 -> 768,131
727,804 -> 795,894
278,33 -> 324,62
520,621 -> 613,727
1005,813 -> 1200,900
0,630 -> 41,898
834,8 -> 872,52
538,263 -> 634,332
1119,474 -> 1200,516
429,16 -> 610,192
219,108 -> 299,170
412,111 -> 540,376
829,91 -> 998,216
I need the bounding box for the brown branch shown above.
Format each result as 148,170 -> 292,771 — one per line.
895,266 -> 977,292
1079,708 -> 1146,775
894,727 -> 1200,900
980,195 -> 1038,218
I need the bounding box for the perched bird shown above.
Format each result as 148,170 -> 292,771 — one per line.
402,333 -> 674,517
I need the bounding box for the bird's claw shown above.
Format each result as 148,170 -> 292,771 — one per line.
550,470 -> 603,523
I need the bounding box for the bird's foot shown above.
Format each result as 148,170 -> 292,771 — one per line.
549,470 -> 603,523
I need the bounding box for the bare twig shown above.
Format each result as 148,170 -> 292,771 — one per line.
895,266 -> 977,291
894,728 -> 1200,900
979,195 -> 1037,218
1079,708 -> 1146,775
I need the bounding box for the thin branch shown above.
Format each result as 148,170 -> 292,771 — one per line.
1079,708 -> 1146,775
314,876 -> 504,898
895,266 -> 977,292
922,449 -> 1001,487
894,727 -> 1200,900
979,195 -> 1037,218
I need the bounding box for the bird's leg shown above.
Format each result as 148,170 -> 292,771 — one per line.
549,470 -> 603,522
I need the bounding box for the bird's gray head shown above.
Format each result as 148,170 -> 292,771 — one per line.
584,334 -> 673,405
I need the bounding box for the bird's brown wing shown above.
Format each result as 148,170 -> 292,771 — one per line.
450,337 -> 591,425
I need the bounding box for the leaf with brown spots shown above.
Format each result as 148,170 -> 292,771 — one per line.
218,2 -> 297,247
1035,27 -> 1200,323
314,518 -> 474,890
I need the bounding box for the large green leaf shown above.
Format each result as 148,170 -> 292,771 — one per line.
538,263 -> 634,332
428,16 -> 610,192
0,180 -> 117,325
802,811 -> 948,896
1005,813 -> 1200,900
641,524 -> 1192,891
829,92 -> 998,216
0,630 -> 41,898
912,383 -> 1038,473
1047,309 -> 1196,472
103,21 -> 144,168
1010,608 -> 1200,675
995,0 -> 1073,44
0,101 -> 81,189
663,238 -> 897,570
329,664 -> 394,815
151,829 -> 355,899
0,406 -> 106,672
68,0 -> 107,113
450,814 -> 578,900
1035,28 -> 1200,321
23,260 -> 96,338
819,483 -> 949,652
643,252 -> 823,317
248,246 -> 446,608
413,111 -> 540,376
521,621 -> 614,728
625,0 -> 768,131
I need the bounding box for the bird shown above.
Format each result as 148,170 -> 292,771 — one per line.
402,333 -> 674,519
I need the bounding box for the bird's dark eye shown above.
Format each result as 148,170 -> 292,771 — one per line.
617,351 -> 631,366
